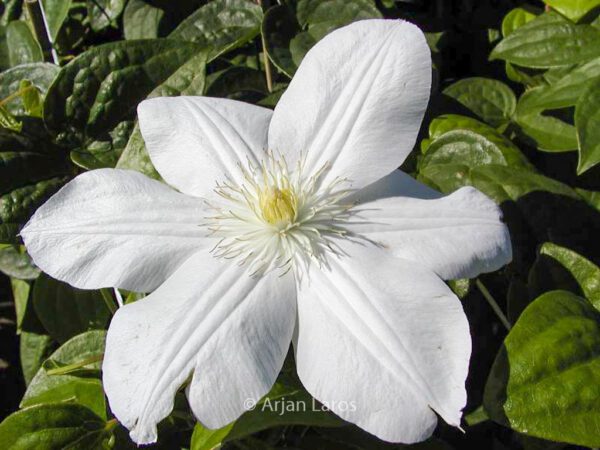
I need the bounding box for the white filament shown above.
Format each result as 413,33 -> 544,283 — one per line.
204,152 -> 355,277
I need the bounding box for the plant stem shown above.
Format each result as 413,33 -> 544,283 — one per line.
46,354 -> 104,376
100,288 -> 118,314
257,0 -> 273,93
475,279 -> 511,331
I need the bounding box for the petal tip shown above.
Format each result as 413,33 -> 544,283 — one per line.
129,422 -> 158,446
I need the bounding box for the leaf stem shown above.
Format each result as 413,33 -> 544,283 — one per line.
46,353 -> 104,376
476,279 -> 511,331
100,288 -> 118,315
0,84 -> 36,107
257,0 -> 273,93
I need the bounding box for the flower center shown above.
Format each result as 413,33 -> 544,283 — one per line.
259,187 -> 297,226
204,152 -> 354,276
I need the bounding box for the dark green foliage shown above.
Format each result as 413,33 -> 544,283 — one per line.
0,1 -> 599,449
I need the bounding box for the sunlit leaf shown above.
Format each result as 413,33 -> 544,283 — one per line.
6,21 -> 43,67
485,290 -> 600,447
44,39 -> 204,169
0,403 -> 112,449
443,78 -> 516,127
575,76 -> 600,173
170,0 -> 263,61
21,330 -> 106,418
543,0 -> 600,22
491,12 -> 600,68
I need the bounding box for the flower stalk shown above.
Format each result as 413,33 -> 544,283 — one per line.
476,279 -> 511,331
257,0 -> 273,93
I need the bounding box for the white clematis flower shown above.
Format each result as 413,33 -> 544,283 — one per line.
21,19 -> 512,445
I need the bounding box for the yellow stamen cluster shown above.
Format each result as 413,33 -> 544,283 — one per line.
259,187 -> 297,225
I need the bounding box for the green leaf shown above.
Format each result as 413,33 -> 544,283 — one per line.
0,126 -> 69,198
490,12 -> 600,68
514,89 -> 578,152
524,250 -> 592,316
443,77 -> 516,127
170,0 -> 263,61
115,123 -> 158,179
527,58 -> 600,109
0,104 -> 22,131
576,187 -> 600,211
87,0 -> 126,32
0,62 -> 59,116
142,51 -> 208,99
502,7 -> 539,37
544,0 -> 600,22
0,124 -> 70,243
41,0 -> 73,40
469,165 -> 578,203
484,290 -> 600,447
417,128 -> 580,205
428,115 -> 518,153
424,31 -> 446,53
21,330 -> 106,418
123,0 -> 164,40
0,25 -> 10,72
421,129 -> 531,170
575,75 -> 600,173
43,39 -> 204,169
6,21 -> 43,67
191,424 -> 234,450
540,243 -> 600,309
0,245 -> 39,279
464,405 -> 489,426
263,0 -> 380,78
504,62 -> 541,87
262,5 -> 300,78
257,86 -> 285,108
205,66 -> 268,101
420,161 -> 577,204
543,64 -> 578,84
191,374 -> 344,450
123,0 -> 207,41
32,274 -> 110,343
0,403 -> 111,449
519,57 -> 600,110
20,332 -> 54,385
19,80 -> 43,117
0,176 -> 69,244
116,50 -> 207,178
293,0 -> 380,68
12,277 -> 31,332
296,0 -> 380,28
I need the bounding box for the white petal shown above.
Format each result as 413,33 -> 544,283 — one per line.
294,244 -> 471,443
21,169 -> 211,292
103,252 -> 296,445
348,169 -> 441,204
138,96 -> 273,197
268,19 -> 431,192
347,186 -> 512,280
